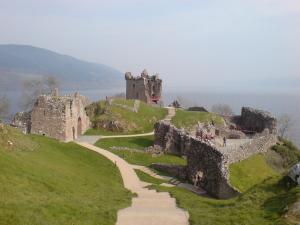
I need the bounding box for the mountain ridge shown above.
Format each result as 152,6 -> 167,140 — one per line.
0,44 -> 124,90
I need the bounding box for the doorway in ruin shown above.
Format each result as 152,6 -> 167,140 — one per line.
72,127 -> 75,140
77,117 -> 82,135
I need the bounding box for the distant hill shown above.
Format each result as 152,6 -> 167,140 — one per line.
0,44 -> 124,90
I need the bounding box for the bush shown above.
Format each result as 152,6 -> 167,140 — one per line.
271,138 -> 300,169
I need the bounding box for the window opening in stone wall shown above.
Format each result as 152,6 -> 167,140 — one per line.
133,84 -> 135,89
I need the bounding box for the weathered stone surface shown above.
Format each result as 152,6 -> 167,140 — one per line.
11,111 -> 31,134
238,107 -> 277,134
154,121 -> 239,198
150,163 -> 188,180
289,162 -> 300,184
125,69 -> 162,104
154,110 -> 278,199
144,145 -> 164,155
30,91 -> 90,142
154,121 -> 189,156
186,137 -> 239,199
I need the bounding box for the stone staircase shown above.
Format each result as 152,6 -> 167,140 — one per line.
117,188 -> 189,225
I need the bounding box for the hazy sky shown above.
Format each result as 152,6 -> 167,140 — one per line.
0,0 -> 299,93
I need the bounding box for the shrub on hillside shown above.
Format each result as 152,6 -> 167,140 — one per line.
271,138 -> 300,169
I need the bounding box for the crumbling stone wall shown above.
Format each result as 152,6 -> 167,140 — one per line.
125,69 -> 162,104
154,121 -> 239,198
186,138 -> 239,199
223,132 -> 277,164
30,91 -> 90,142
154,121 -> 190,156
154,119 -> 277,199
11,111 -> 31,134
238,107 -> 277,134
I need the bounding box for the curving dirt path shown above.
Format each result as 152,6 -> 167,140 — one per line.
75,141 -> 189,225
76,107 -> 189,225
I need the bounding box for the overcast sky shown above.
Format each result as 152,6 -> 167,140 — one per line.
0,0 -> 299,93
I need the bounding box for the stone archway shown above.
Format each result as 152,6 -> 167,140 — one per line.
77,117 -> 82,135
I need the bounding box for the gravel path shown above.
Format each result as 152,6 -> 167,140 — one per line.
75,142 -> 189,225
76,107 -> 189,225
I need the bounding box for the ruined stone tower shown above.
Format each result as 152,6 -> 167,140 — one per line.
125,69 -> 162,104
30,89 -> 90,142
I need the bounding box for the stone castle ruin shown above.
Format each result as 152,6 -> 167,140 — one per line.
125,69 -> 162,104
152,107 -> 277,199
12,89 -> 90,142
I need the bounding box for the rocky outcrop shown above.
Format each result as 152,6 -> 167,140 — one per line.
238,107 -> 277,134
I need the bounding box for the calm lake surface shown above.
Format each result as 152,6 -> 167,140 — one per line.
2,89 -> 299,147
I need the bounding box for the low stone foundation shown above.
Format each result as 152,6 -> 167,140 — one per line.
150,163 -> 187,180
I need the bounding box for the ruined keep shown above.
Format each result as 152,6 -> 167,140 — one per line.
238,107 -> 277,134
30,89 -> 90,142
125,69 -> 162,104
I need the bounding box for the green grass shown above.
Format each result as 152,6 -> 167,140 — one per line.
229,154 -> 277,192
97,135 -> 155,150
153,178 -> 300,225
0,126 -> 132,225
171,109 -> 224,131
95,136 -> 186,166
134,169 -> 166,185
86,99 -> 168,135
138,153 -> 300,224
271,138 -> 300,169
149,153 -> 300,225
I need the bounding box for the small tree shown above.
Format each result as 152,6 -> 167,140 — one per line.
0,95 -> 10,122
46,76 -> 60,93
278,114 -> 293,138
211,104 -> 234,116
20,76 -> 60,111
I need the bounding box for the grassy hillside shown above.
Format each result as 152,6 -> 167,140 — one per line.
171,109 -> 224,131
86,99 -> 168,135
95,136 -> 186,166
0,126 -> 131,225
229,154 -> 277,192
154,178 -> 300,225
144,152 -> 300,225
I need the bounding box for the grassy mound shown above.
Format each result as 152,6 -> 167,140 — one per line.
229,154 -> 277,192
86,99 -> 168,135
95,136 -> 186,166
0,127 -> 132,225
171,109 -> 224,131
